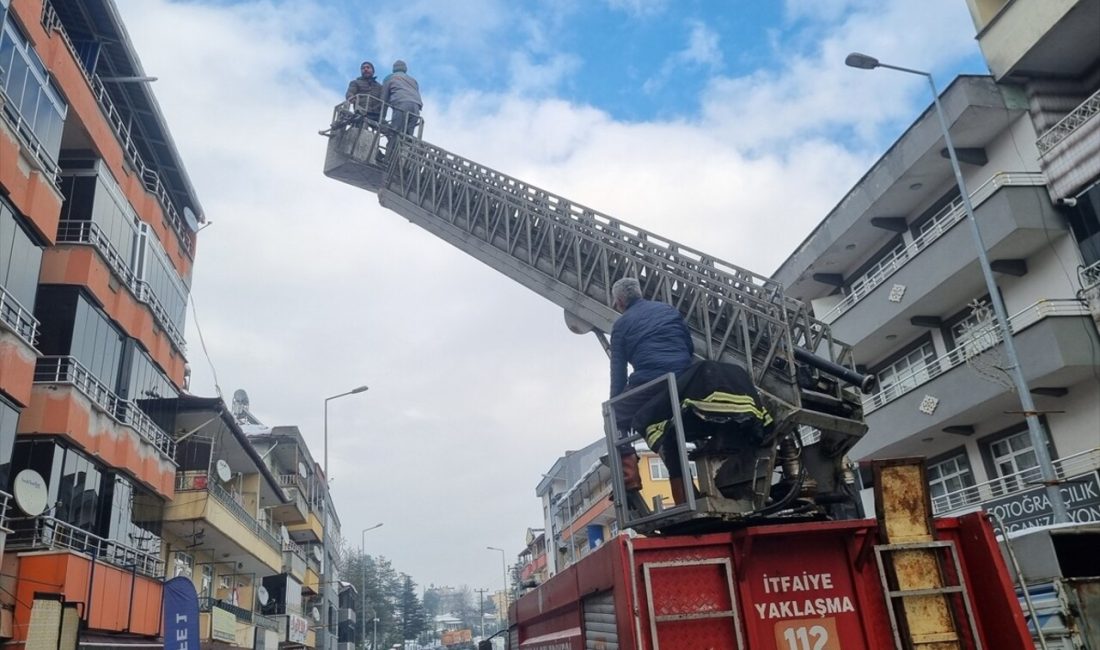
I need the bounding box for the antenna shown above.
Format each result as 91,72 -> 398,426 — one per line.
298,461 -> 308,478
311,606 -> 321,622
280,525 -> 290,545
257,585 -> 270,607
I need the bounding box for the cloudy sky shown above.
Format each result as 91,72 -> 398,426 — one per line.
114,0 -> 986,591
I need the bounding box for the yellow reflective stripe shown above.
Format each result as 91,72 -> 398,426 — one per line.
681,391 -> 772,424
645,420 -> 667,448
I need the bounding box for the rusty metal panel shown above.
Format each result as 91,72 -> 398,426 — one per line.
874,458 -> 934,544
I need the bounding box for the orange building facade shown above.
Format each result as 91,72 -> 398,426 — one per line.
0,0 -> 202,644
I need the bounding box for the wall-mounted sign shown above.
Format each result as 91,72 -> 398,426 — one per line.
985,471 -> 1100,532
211,605 -> 236,643
287,614 -> 308,644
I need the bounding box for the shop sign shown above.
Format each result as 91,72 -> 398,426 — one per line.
985,471 -> 1100,532
212,606 -> 236,643
287,614 -> 308,644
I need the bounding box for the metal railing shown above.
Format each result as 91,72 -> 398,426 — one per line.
933,447 -> 1100,515
821,172 -> 1048,323
326,95 -> 426,139
56,219 -> 188,353
0,282 -> 39,347
198,597 -> 279,630
176,472 -> 282,552
1080,259 -> 1100,292
6,515 -> 163,577
862,298 -> 1089,413
34,356 -> 176,459
0,490 -> 11,532
40,0 -> 195,258
1037,86 -> 1100,155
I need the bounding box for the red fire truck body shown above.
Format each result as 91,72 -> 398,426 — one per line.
508,514 -> 1030,650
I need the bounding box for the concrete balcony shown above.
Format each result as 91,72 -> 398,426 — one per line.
283,541 -> 307,580
164,472 -> 283,574
970,0 -> 1099,81
272,474 -> 309,524
287,511 -> 323,544
826,181 -> 1064,361
930,447 -> 1100,532
854,300 -> 1098,458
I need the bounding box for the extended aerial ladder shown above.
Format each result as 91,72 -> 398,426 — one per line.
321,101 -> 876,531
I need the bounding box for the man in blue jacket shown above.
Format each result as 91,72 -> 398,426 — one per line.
608,277 -> 694,494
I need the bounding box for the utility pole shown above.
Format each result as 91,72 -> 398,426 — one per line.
475,588 -> 488,637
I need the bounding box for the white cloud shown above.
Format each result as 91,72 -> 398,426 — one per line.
642,20 -> 722,95
114,0 -> 981,591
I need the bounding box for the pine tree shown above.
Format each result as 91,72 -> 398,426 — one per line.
399,574 -> 427,641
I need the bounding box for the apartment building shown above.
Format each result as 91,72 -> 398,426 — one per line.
773,69 -> 1100,527
245,424 -> 341,650
536,441 -> 679,575
166,396 -> 293,650
515,528 -> 546,592
0,0 -> 203,643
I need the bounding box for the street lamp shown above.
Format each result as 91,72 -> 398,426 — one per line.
486,546 -> 508,630
321,385 -> 369,650
844,53 -> 1068,523
360,523 -> 384,650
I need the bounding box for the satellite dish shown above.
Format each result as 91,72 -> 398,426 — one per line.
13,469 -> 48,516
257,585 -> 270,606
183,206 -> 200,232
297,462 -> 308,478
280,525 -> 290,544
311,607 -> 321,622
312,546 -> 324,562
215,459 -> 232,483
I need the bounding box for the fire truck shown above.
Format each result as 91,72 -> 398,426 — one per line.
321,102 -> 1035,649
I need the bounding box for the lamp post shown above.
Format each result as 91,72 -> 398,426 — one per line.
372,617 -> 379,650
360,523 -> 384,650
844,53 -> 1068,523
486,546 -> 508,631
321,385 -> 369,650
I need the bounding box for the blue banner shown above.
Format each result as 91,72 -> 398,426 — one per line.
164,576 -> 200,650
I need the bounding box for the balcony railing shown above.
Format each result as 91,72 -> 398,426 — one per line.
199,597 -> 280,631
1081,259 -> 1100,292
175,472 -> 281,552
933,447 -> 1100,515
56,220 -> 187,352
0,490 -> 11,532
34,356 -> 176,459
6,515 -> 163,577
1037,86 -> 1100,155
862,298 -> 1089,413
821,172 -> 1048,323
0,283 -> 39,347
39,0 -> 195,258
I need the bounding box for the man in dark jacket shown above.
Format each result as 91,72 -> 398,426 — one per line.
346,61 -> 383,123
608,277 -> 694,494
382,59 -> 423,135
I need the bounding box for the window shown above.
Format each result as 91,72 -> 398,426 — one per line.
136,223 -> 189,335
0,199 -> 44,313
0,13 -> 67,165
875,339 -> 938,395
34,287 -> 125,389
647,457 -> 697,480
0,397 -> 19,487
1060,181 -> 1100,266
989,430 -> 1042,495
201,564 -> 214,598
173,551 -> 194,578
927,452 -> 976,513
59,163 -> 142,275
